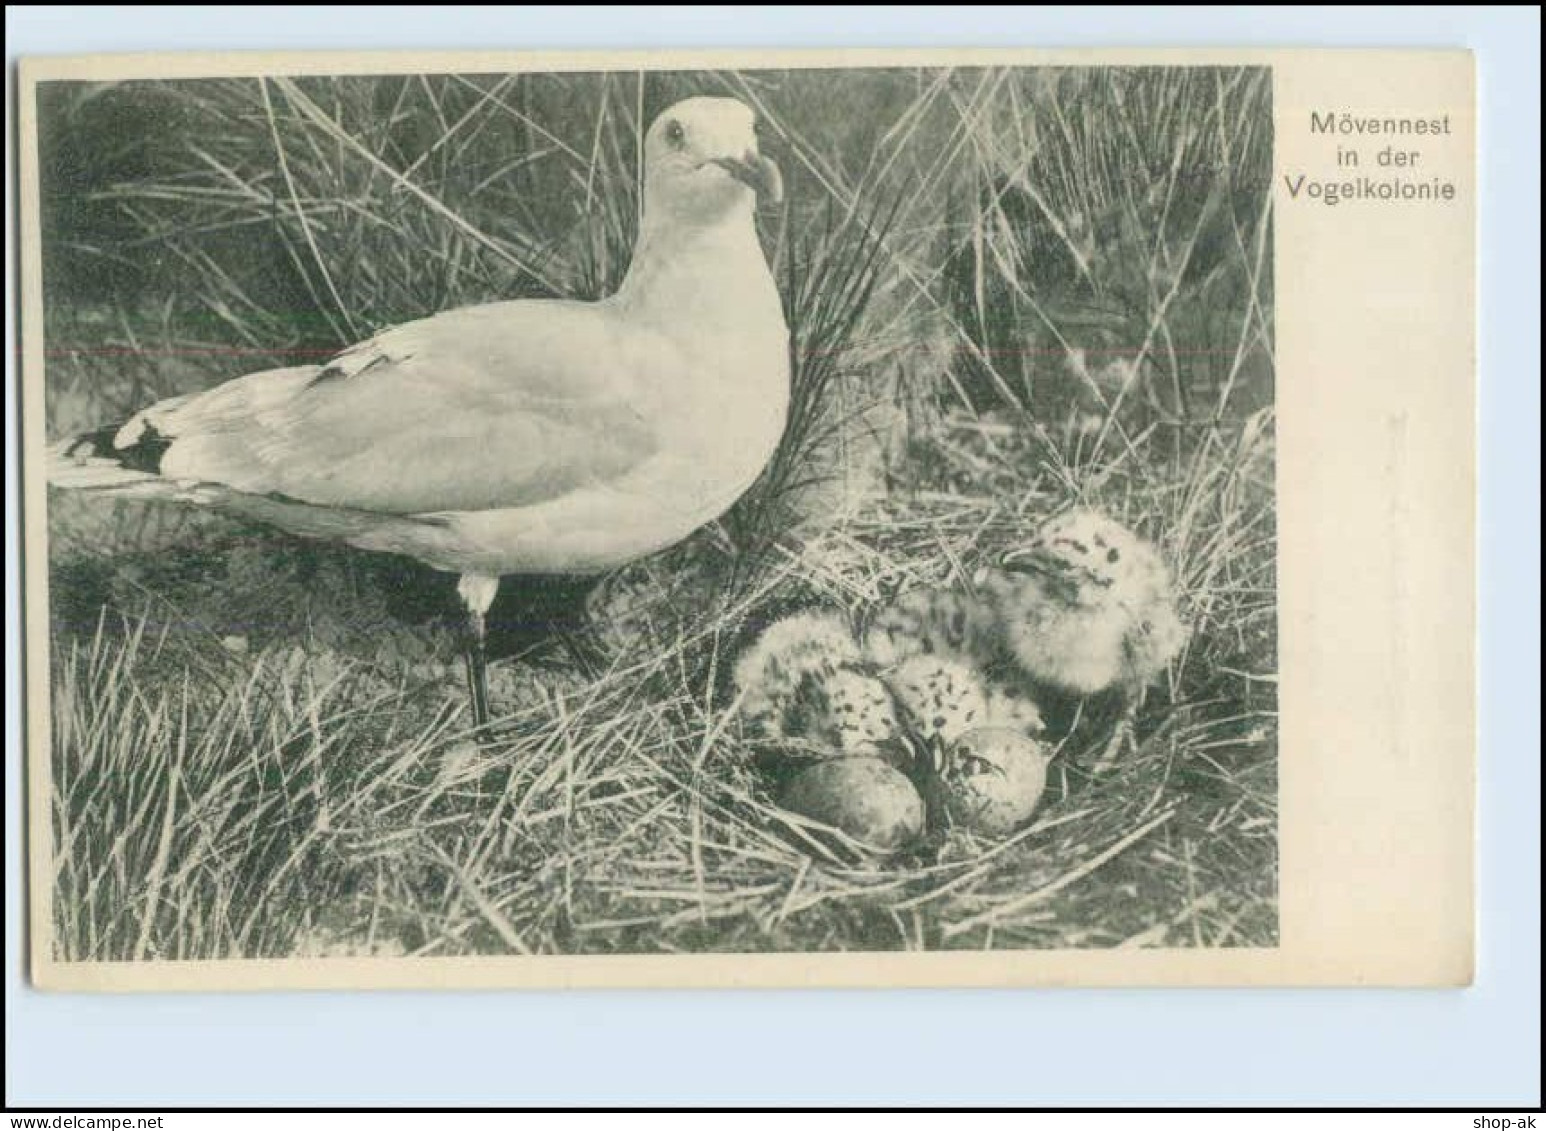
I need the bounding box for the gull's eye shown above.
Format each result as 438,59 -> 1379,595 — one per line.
664,119 -> 686,148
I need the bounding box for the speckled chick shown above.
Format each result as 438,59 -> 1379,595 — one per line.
862,585 -> 994,670
733,609 -> 863,739
883,654 -> 991,745
733,609 -> 902,756
863,583 -> 1045,739
785,666 -> 903,756
984,508 -> 1189,698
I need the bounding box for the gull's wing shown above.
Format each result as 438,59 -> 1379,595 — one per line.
114,299 -> 666,515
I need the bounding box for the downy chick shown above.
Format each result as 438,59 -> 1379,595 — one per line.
985,508 -> 1188,767
986,508 -> 1189,700
733,610 -> 901,757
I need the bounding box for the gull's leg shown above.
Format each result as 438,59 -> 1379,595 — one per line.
1090,684 -> 1144,775
457,573 -> 501,728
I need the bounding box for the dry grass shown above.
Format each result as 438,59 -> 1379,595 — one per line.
40,65 -> 1276,958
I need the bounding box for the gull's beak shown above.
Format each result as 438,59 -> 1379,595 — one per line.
710,152 -> 784,205
1001,546 -> 1111,595
999,547 -> 1054,577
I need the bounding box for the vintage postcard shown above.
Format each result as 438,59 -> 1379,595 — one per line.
18,48 -> 1474,991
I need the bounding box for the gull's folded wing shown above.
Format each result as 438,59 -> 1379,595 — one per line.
99,299 -> 664,516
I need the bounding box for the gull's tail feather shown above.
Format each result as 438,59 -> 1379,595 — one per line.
49,421 -> 455,558
46,374 -> 274,503
47,427 -> 188,500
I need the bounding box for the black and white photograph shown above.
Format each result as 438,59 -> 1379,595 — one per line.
8,9 -> 1523,1110
30,53 -> 1289,975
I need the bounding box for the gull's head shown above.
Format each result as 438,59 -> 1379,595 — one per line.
999,508 -> 1145,607
642,97 -> 783,222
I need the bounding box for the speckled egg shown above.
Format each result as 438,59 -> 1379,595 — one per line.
778,758 -> 926,852
940,727 -> 1052,836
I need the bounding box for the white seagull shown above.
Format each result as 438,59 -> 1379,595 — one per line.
49,96 -> 790,726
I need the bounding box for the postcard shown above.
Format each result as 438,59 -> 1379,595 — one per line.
18,47 -> 1474,990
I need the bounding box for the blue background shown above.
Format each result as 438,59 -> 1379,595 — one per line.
7,6 -> 1539,1108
